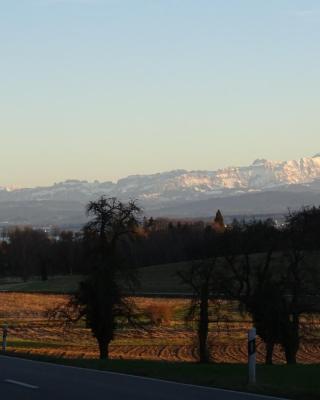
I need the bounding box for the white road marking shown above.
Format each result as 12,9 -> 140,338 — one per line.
5,379 -> 39,389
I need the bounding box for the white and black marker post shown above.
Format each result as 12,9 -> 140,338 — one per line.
248,327 -> 256,384
2,324 -> 8,353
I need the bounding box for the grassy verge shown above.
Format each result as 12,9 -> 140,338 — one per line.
7,339 -> 63,350
2,352 -> 320,400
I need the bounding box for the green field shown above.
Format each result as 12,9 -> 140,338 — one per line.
4,353 -> 320,400
0,261 -> 192,294
1,251 -> 319,295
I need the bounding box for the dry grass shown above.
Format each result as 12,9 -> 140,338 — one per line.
1,293 -> 320,364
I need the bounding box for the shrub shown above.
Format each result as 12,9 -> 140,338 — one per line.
144,303 -> 174,327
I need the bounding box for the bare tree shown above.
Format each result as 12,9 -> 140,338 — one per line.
221,215 -> 320,365
59,197 -> 142,359
278,208 -> 320,364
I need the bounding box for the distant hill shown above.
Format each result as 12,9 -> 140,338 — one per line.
150,190 -> 320,218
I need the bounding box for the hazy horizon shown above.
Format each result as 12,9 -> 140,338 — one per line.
2,1 -> 320,187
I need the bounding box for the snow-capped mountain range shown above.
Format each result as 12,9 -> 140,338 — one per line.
1,154 -> 320,224
1,154 -> 320,204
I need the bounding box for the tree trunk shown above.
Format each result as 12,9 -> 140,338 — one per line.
283,316 -> 299,365
265,342 -> 274,365
98,338 -> 110,360
284,346 -> 297,364
284,334 -> 299,365
198,284 -> 209,363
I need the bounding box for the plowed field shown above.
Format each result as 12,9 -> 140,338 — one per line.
1,293 -> 319,364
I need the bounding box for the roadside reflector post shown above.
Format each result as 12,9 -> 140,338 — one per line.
2,324 -> 8,353
248,327 -> 256,384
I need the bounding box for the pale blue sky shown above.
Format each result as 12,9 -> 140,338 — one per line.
1,0 -> 320,187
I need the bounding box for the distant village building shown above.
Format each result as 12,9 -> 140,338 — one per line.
212,209 -> 226,233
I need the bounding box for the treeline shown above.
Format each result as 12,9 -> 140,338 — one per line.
0,217 -> 239,279
0,228 -> 86,280
0,217 -> 270,279
0,208 -> 320,281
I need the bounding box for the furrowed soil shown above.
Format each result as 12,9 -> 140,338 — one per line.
1,292 -> 320,363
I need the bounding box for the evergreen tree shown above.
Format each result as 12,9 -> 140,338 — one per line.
213,209 -> 225,232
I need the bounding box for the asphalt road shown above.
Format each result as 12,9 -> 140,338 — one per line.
0,356 -> 286,400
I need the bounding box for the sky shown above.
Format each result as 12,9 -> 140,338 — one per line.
1,0 -> 320,187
